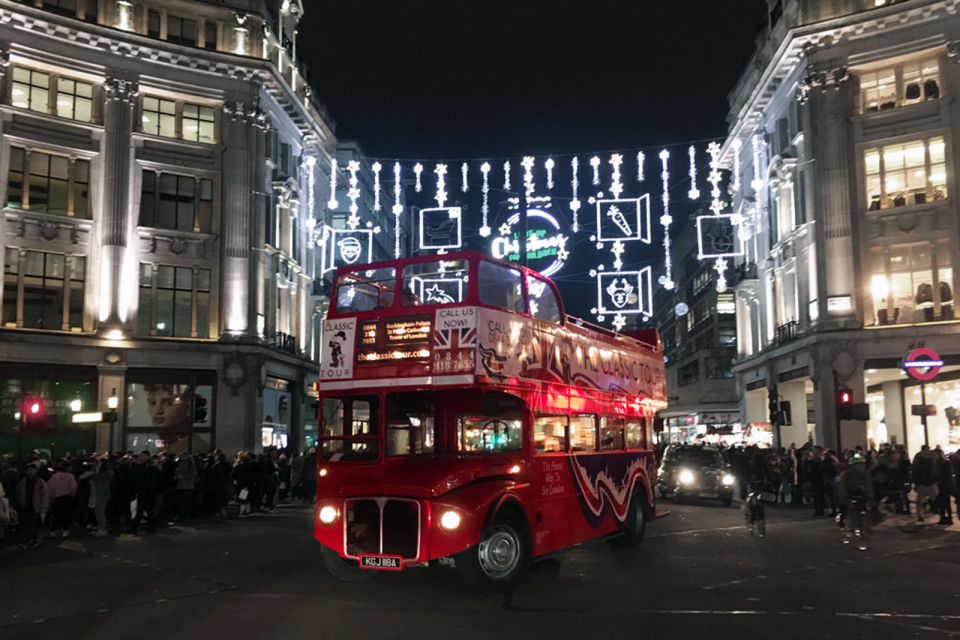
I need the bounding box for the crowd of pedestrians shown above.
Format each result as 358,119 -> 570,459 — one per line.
0,446 -> 319,550
724,442 -> 960,525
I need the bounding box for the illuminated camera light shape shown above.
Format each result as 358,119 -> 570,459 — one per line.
324,228 -> 374,273
490,209 -> 569,277
419,207 -> 463,251
593,194 -> 651,246
592,268 -> 653,319
696,213 -> 744,259
411,277 -> 465,305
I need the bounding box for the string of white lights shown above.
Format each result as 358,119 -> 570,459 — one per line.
414,162 -> 423,193
461,162 -> 469,193
590,155 -> 601,186
570,157 -> 581,233
392,162 -> 403,215
751,134 -> 765,192
521,156 -> 535,197
609,153 -> 624,198
434,163 -> 448,207
327,160 -> 339,209
479,161 -> 491,237
346,160 -> 361,229
731,138 -> 742,193
503,160 -> 511,191
545,158 -> 555,190
687,145 -> 700,200
658,149 -> 674,291
706,141 -> 728,293
637,150 -> 645,183
372,161 -> 382,212
303,156 -> 316,220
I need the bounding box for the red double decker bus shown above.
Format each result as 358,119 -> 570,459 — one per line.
314,251 -> 666,590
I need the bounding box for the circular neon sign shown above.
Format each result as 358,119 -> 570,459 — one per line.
901,347 -> 943,381
490,209 -> 569,277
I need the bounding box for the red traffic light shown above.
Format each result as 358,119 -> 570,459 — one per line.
29,401 -> 41,414
837,388 -> 853,405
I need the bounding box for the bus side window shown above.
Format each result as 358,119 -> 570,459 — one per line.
600,417 -> 625,451
534,415 -> 567,454
569,415 -> 596,452
526,274 -> 562,323
478,261 -> 524,313
625,420 -> 644,449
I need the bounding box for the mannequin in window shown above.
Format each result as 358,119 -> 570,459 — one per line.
905,82 -> 921,101
924,79 -> 940,100
915,282 -> 934,321
940,281 -> 954,320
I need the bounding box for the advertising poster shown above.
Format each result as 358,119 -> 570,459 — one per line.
320,318 -> 357,380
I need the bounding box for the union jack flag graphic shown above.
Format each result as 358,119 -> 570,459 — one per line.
433,326 -> 477,350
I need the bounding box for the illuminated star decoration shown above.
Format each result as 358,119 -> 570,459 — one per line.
706,140 -> 733,292
346,160 -> 361,229
590,155 -> 601,186
714,257 -> 729,293
499,222 -> 512,237
557,246 -> 570,262
545,158 -> 555,190
611,240 -> 626,270
414,162 -> 423,193
609,153 -> 624,198
371,161 -> 382,212
434,163 -> 448,207
570,157 -> 581,233
461,162 -> 469,193
687,146 -> 700,200
657,149 -> 675,291
611,314 -> 627,332
479,162 -> 492,237
424,284 -> 455,305
521,156 -> 536,197
327,160 -> 339,209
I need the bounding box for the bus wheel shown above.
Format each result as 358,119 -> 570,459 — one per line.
455,511 -> 529,592
613,494 -> 647,547
321,546 -> 375,583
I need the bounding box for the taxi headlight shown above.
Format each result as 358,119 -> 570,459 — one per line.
722,473 -> 736,486
318,505 -> 338,525
678,468 -> 695,486
439,510 -> 462,531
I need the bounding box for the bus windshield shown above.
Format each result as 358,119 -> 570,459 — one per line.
386,393 -> 436,456
335,268 -> 396,313
320,396 -> 379,461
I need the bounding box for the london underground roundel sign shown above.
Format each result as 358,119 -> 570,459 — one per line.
901,347 -> 943,382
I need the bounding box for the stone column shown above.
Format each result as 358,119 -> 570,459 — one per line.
99,76 -> 139,334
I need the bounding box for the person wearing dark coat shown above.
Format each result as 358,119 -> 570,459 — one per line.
131,452 -> 159,533
933,448 -> 955,525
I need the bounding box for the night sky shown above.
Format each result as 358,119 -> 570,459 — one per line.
302,1 -> 768,159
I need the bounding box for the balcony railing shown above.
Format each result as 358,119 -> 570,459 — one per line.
735,261 -> 758,284
774,320 -> 801,346
267,331 -> 300,356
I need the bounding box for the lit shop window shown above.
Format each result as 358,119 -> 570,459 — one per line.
864,137 -> 947,210
139,170 -> 213,233
870,241 -> 954,326
859,57 -> 940,112
6,148 -> 90,218
138,264 -> 211,338
10,67 -> 94,123
2,249 -> 85,331
141,97 -> 217,143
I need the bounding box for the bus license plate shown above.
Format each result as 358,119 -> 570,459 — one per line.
359,555 -> 403,571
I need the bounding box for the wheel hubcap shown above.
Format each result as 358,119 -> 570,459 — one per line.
478,525 -> 520,579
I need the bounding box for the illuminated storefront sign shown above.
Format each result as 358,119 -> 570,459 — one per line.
490,209 -> 569,277
902,347 -> 944,382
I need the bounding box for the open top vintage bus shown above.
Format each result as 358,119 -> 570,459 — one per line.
314,251 -> 667,590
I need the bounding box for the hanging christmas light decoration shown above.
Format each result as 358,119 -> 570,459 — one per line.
346,160 -> 361,229
503,160 -> 511,191
570,157 -> 581,233
731,138 -> 742,193
609,153 -> 624,198
434,163 -> 448,207
687,145 -> 700,200
327,159 -> 339,209
590,155 -> 601,186
545,158 -> 555,190
303,156 -> 317,220
371,161 -> 382,212
695,140 -> 745,294
521,156 -> 536,197
751,134 -> 765,192
392,162 -> 403,215
637,150 -> 645,183
658,149 -> 674,291
479,161 -> 492,237
461,162 -> 469,193
414,162 -> 424,193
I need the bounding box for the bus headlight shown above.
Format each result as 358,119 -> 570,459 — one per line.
318,505 -> 338,525
722,473 -> 735,487
678,469 -> 695,486
439,510 -> 461,531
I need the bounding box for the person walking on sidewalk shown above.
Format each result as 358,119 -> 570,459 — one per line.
89,456 -> 113,536
175,453 -> 198,522
47,461 -> 78,538
131,452 -> 159,533
933,448 -> 955,525
15,463 -> 49,549
912,445 -> 936,522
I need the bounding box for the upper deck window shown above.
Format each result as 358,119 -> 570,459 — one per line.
335,268 -> 396,313
526,274 -> 561,323
401,260 -> 468,305
478,261 -> 524,313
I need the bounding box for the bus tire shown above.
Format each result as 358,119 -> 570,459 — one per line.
455,509 -> 529,592
321,545 -> 376,583
612,493 -> 647,547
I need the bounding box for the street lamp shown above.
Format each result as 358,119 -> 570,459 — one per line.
106,388 -> 119,454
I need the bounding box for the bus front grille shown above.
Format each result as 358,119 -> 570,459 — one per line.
345,498 -> 420,560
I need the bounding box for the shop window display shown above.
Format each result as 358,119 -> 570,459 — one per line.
871,241 -> 954,325
125,374 -> 214,454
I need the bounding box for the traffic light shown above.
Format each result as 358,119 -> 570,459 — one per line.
768,387 -> 779,425
837,387 -> 870,421
194,396 -> 208,424
22,397 -> 46,431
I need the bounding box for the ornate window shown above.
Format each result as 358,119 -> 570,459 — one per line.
870,241 -> 953,326
2,249 -> 85,331
6,148 -> 90,218
139,170 -> 213,233
138,264 -> 211,338
864,136 -> 947,210
141,97 -> 217,143
858,57 -> 941,113
10,67 -> 95,123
